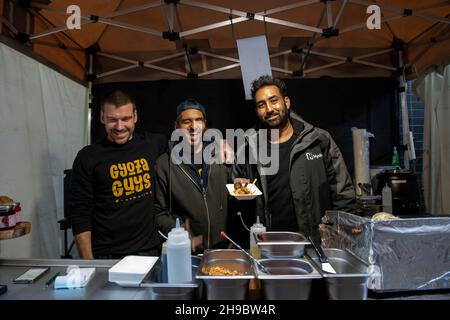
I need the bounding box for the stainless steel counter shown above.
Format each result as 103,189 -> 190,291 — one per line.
1,258 -> 449,300
0,258 -> 157,300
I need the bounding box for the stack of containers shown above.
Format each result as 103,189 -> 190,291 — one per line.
255,231 -> 321,300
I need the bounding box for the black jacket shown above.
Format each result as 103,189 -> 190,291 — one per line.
232,112 -> 356,242
154,145 -> 230,251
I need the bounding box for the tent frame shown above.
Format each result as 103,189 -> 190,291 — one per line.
0,0 -> 445,81
2,0 -> 449,168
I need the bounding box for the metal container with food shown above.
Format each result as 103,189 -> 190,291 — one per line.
256,232 -> 310,258
141,256 -> 202,300
306,247 -> 369,300
255,258 -> 322,300
196,249 -> 255,300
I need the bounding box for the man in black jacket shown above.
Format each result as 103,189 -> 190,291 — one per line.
69,91 -> 166,259
233,75 -> 356,243
155,99 -> 229,253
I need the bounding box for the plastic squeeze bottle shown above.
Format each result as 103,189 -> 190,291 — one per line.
160,241 -> 168,283
167,218 -> 192,283
382,183 -> 393,214
250,216 -> 266,259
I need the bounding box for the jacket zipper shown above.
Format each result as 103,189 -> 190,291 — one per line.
203,166 -> 212,249
178,165 -> 211,249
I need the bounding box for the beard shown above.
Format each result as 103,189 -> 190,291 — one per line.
260,102 -> 290,129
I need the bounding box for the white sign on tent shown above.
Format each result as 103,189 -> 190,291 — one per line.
236,36 -> 272,100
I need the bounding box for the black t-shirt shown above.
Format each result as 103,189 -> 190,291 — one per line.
182,148 -> 208,190
266,133 -> 298,231
69,132 -> 167,256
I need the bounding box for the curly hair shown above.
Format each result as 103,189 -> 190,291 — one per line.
250,75 -> 288,100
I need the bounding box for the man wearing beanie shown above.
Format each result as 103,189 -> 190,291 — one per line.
154,99 -> 230,253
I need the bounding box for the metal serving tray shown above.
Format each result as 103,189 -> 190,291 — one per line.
255,258 -> 321,300
256,232 -> 310,258
196,249 -> 255,300
306,247 -> 369,300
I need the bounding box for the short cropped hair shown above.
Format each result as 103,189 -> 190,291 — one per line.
250,75 -> 288,100
102,90 -> 136,111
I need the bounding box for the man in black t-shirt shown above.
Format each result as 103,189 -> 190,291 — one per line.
232,76 -> 356,242
69,91 -> 166,259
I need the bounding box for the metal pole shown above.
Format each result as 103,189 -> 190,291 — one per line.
398,51 -> 410,170
86,54 -> 94,146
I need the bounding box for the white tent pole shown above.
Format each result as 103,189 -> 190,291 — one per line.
161,1 -> 174,32
198,51 -> 239,63
398,51 -> 410,170
272,66 -> 293,75
350,0 -> 450,24
98,18 -> 162,37
180,0 -> 247,16
308,50 -> 347,61
97,52 -> 139,64
181,0 -> 322,34
352,59 -> 397,71
355,48 -> 394,60
145,52 -> 186,64
198,63 -> 240,77
0,15 -> 18,34
334,0 -> 348,27
254,15 -> 322,34
169,3 -> 175,31
143,63 -> 187,77
257,0 -> 320,16
30,19 -> 93,40
184,55 -> 191,73
270,50 -> 293,58
95,52 -> 189,78
304,61 -> 346,74
201,55 -> 208,73
326,0 -> 333,28
179,17 -> 248,38
97,65 -> 139,78
86,54 -> 94,146
103,2 -> 161,19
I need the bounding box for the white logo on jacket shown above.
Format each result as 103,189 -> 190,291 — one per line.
306,152 -> 323,161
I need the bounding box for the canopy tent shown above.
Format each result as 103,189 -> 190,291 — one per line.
1,0 -> 449,83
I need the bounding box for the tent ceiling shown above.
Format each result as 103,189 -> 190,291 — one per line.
1,0 -> 449,83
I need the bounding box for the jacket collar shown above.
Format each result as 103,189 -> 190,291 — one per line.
248,111 -> 319,150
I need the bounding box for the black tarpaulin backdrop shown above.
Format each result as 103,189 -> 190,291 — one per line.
91,77 -> 399,173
